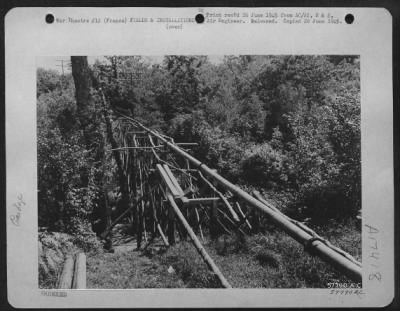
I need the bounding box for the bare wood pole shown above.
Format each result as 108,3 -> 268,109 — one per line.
217,207 -> 246,236
157,223 -> 169,246
134,138 -> 143,249
146,143 -> 157,238
131,134 -> 137,228
140,164 -> 148,243
194,207 -> 204,240
162,164 -> 187,241
198,204 -> 232,235
100,189 -> 154,239
235,201 -> 252,231
152,192 -> 170,247
179,201 -> 188,240
58,255 -> 74,289
198,172 -> 240,223
104,188 -> 113,250
137,186 -> 144,248
167,194 -> 232,288
148,190 -> 162,242
158,188 -> 167,231
167,197 -> 176,245
72,253 -> 86,289
125,117 -> 362,283
150,190 -> 156,238
210,180 -> 219,239
145,200 -> 154,237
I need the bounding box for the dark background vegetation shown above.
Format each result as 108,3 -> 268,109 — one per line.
38,55 -> 361,230
37,55 -> 362,287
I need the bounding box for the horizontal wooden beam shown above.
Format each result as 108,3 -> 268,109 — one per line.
180,197 -> 220,206
156,164 -> 181,197
163,164 -> 185,195
175,142 -> 198,147
110,146 -> 164,151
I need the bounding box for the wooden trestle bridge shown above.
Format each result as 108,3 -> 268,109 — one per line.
99,100 -> 362,289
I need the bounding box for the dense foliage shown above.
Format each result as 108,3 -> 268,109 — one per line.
37,69 -> 105,251
37,55 -> 360,245
94,55 -> 360,221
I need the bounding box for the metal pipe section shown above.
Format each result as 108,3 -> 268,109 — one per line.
126,117 -> 362,283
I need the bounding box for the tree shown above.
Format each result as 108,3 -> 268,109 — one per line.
71,56 -> 93,130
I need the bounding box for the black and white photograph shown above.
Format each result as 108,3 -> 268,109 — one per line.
37,55 -> 362,289
5,7 -> 394,308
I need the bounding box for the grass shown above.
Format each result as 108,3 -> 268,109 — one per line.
87,248 -> 185,288
85,220 -> 361,289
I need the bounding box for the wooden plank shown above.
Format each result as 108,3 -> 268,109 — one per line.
181,197 -> 220,206
58,255 -> 74,289
72,253 -> 86,289
162,164 -> 184,195
156,164 -> 181,197
175,142 -> 198,147
167,194 -> 232,288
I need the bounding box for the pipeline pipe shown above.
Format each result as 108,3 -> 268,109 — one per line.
124,116 -> 362,283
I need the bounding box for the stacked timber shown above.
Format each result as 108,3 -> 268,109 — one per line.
58,252 -> 86,289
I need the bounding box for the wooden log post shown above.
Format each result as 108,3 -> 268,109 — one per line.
195,207 -> 205,240
148,193 -> 156,238
72,253 -> 86,289
179,201 -> 188,240
235,201 -> 252,231
210,180 -> 219,239
142,204 -> 148,243
58,255 -> 74,289
167,194 -> 232,288
139,162 -> 148,244
167,196 -> 175,245
251,206 -> 260,233
137,200 -> 144,250
103,190 -> 113,252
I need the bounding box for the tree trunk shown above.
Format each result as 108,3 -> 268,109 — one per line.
71,56 -> 92,129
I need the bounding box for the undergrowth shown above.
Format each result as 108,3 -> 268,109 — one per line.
85,220 -> 361,289
154,219 -> 361,288
39,231 -> 103,289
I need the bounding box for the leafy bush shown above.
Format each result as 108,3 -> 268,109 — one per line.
37,68 -> 104,255
255,250 -> 281,268
241,143 -> 289,188
213,234 -> 249,256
